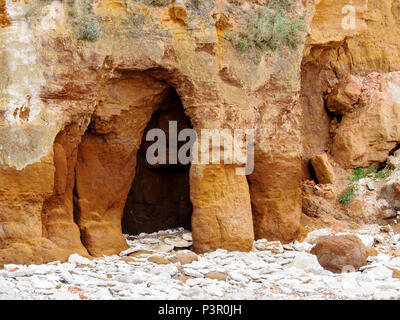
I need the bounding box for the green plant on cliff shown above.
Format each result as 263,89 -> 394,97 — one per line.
339,165 -> 396,205
228,6 -> 305,53
266,0 -> 296,10
192,0 -> 202,7
374,167 -> 391,179
338,185 -> 354,206
338,167 -> 371,206
351,167 -> 368,182
75,18 -> 101,41
24,8 -> 34,19
67,0 -> 101,42
143,0 -> 172,6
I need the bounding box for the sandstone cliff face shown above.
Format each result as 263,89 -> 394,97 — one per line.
301,0 -> 400,232
0,0 -> 399,265
301,0 -> 400,175
331,72 -> 400,168
0,0 -> 310,264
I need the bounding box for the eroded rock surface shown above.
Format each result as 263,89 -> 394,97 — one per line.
1,0 -> 400,266
311,153 -> 335,184
332,72 -> 400,168
311,235 -> 368,273
4,0 -> 284,262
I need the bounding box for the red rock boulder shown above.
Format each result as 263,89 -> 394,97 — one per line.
326,75 -> 362,115
310,235 -> 368,273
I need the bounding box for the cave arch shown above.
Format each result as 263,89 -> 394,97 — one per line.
122,89 -> 194,235
72,71 -> 196,256
59,67 -> 255,257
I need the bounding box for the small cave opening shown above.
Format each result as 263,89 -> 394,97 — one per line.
122,90 -> 194,235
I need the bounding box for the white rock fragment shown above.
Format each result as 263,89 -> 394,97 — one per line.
183,268 -> 204,278
254,240 -> 284,253
363,266 -> 393,280
383,209 -> 397,219
293,242 -> 313,252
119,247 -> 141,257
152,243 -> 174,253
244,270 -> 261,280
250,261 -> 267,270
392,234 -> 400,243
164,237 -> 192,248
229,271 -> 249,283
359,263 -> 378,271
286,252 -> 323,273
241,253 -> 260,265
0,277 -> 12,293
131,273 -> 148,284
388,256 -> 400,267
283,244 -> 294,251
182,233 -> 193,241
357,234 -> 374,247
68,254 -> 92,266
183,287 -> 201,297
32,277 -> 56,290
60,270 -> 74,283
139,238 -> 160,245
3,264 -> 20,272
186,278 -> 202,287
304,228 -> 332,244
204,285 -> 224,297
204,249 -> 228,259
58,262 -> 76,272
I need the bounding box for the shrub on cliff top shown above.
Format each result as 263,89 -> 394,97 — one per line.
229,7 -> 305,52
266,0 -> 296,11
143,0 -> 172,6
76,18 -> 101,41
67,0 -> 101,42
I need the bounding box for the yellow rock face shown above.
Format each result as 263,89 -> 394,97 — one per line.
191,164 -> 254,253
305,0 -> 400,75
0,0 -> 10,28
311,153 -> 335,184
302,0 -> 400,177
307,0 -> 368,45
332,72 -> 400,168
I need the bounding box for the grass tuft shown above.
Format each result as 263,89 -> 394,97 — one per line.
228,6 -> 305,53
143,0 -> 172,6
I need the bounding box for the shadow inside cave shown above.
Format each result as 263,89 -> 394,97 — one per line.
122,90 -> 194,235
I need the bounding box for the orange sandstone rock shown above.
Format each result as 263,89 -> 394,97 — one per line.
148,255 -> 171,265
311,235 -> 368,273
191,164 -> 254,253
332,72 -> 400,168
250,154 -> 303,243
3,0 -> 400,267
326,75 -> 362,115
366,246 -> 378,257
0,0 -> 10,28
74,74 -> 170,256
311,153 -> 335,184
170,251 -> 198,265
205,272 -> 227,281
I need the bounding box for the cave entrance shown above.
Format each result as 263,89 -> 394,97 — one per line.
122,90 -> 193,235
